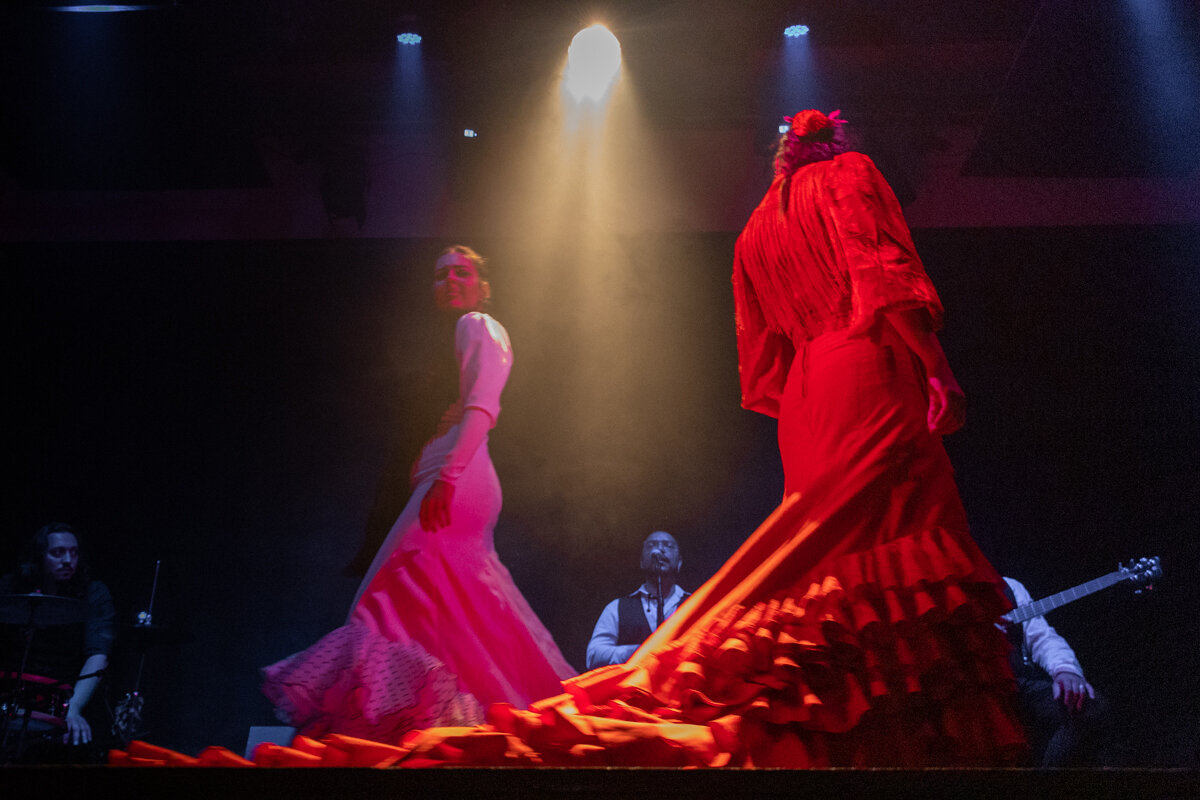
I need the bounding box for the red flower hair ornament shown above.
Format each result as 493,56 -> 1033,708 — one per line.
783,109 -> 847,141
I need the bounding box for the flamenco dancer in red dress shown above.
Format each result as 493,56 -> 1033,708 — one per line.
378,110 -> 1025,767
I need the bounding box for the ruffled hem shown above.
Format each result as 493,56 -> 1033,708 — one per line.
116,465 -> 1025,767
260,621 -> 484,744
120,511 -> 1023,768
539,524 -> 1023,767
376,523 -> 1020,768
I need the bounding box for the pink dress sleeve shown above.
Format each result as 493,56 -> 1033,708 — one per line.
826,152 -> 945,332
455,312 -> 512,427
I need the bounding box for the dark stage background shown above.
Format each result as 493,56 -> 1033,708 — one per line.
5,225 -> 1198,765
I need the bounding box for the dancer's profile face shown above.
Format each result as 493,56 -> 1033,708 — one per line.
433,252 -> 490,314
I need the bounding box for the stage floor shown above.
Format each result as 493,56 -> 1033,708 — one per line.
5,766 -> 1199,799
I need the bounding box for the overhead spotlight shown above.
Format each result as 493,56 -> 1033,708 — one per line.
396,32 -> 422,45
565,24 -> 622,103
51,4 -> 156,10
784,25 -> 810,38
463,129 -> 478,138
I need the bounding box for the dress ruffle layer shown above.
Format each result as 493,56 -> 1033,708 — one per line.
544,526 -> 1022,767
260,622 -> 483,743
366,521 -> 1022,768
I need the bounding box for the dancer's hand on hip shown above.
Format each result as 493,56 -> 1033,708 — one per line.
927,374 -> 966,435
420,479 -> 455,531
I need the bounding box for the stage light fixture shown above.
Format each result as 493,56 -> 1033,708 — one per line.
784,25 -> 810,38
565,24 -> 622,103
396,32 -> 422,45
778,124 -> 789,134
463,129 -> 478,138
52,4 -> 155,10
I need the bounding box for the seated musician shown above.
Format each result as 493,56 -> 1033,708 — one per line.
1003,576 -> 1110,767
1,523 -> 114,759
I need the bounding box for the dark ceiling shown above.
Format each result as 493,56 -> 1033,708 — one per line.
1,0 -> 1197,190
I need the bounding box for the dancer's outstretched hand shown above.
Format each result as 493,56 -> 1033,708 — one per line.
420,479 -> 454,531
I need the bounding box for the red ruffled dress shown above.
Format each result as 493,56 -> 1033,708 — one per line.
684,149 -> 1021,764
373,152 -> 1024,767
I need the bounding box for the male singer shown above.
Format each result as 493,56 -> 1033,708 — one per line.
585,531 -> 688,669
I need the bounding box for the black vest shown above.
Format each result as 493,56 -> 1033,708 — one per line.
616,595 -> 652,646
616,590 -> 691,647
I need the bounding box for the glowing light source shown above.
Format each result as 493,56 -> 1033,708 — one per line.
396,32 -> 422,45
463,129 -> 478,138
784,25 -> 810,38
778,124 -> 789,134
564,24 -> 622,103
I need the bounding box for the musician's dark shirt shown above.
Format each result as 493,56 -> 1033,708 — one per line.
0,576 -> 115,683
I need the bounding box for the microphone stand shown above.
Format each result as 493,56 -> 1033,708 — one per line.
656,571 -> 664,630
113,560 -> 160,745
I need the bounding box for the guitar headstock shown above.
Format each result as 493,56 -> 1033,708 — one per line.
1120,556 -> 1162,594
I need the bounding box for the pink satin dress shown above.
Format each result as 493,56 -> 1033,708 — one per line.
261,313 -> 575,742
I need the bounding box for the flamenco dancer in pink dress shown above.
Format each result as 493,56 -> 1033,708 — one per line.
261,246 -> 576,742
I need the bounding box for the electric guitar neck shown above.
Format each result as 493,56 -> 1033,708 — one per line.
1001,556 -> 1162,624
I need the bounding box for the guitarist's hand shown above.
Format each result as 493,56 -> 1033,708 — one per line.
1052,670 -> 1095,713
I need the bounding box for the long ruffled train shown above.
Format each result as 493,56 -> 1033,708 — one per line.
393,466 -> 1024,767
115,458 -> 1025,767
